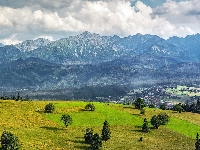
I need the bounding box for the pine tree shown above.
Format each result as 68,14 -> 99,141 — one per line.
142,118 -> 149,133
195,133 -> 200,150
101,120 -> 111,141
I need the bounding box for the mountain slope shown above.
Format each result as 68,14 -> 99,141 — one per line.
1,32 -> 200,98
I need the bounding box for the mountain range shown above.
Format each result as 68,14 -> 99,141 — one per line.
1,31 -> 200,99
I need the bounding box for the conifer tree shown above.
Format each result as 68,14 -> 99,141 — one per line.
195,133 -> 200,150
101,120 -> 111,141
142,118 -> 149,133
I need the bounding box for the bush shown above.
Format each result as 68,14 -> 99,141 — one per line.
1,130 -> 19,150
44,103 -> 54,113
85,103 -> 95,111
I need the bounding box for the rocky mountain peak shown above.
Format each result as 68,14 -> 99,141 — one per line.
14,38 -> 51,52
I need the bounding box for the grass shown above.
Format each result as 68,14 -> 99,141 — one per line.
112,105 -> 200,138
166,118 -> 200,139
0,100 -> 198,149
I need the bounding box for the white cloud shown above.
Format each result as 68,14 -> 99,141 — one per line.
153,0 -> 200,34
0,0 -> 198,44
1,34 -> 21,45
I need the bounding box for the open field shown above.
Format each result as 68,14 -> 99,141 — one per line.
0,100 -> 198,149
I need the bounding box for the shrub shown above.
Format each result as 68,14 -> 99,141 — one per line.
85,103 -> 95,111
44,103 -> 54,113
1,130 -> 19,150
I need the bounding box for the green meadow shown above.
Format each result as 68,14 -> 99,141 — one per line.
0,100 -> 198,149
46,102 -> 143,127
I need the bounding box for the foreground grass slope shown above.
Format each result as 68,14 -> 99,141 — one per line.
0,100 -> 197,149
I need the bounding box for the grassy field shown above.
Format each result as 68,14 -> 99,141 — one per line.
0,100 -> 198,149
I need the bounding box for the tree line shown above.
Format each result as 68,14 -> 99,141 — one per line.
0,93 -> 29,101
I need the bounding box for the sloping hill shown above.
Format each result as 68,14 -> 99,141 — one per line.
0,100 -> 196,149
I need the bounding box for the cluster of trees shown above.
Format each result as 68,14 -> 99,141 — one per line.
0,93 -> 29,101
160,98 -> 200,114
72,85 -> 127,100
182,99 -> 200,113
84,120 -> 111,150
134,98 -> 170,132
142,112 -> 170,132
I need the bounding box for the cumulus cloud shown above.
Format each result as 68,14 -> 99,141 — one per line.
0,0 -> 198,44
153,0 -> 200,34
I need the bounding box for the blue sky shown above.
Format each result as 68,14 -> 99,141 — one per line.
0,0 -> 199,45
132,0 -> 189,7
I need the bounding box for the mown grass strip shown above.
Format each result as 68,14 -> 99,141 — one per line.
166,118 -> 200,139
46,102 -> 143,127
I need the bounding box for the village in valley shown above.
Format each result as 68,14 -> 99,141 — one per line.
99,85 -> 200,109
